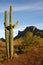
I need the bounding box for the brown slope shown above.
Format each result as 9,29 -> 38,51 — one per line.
1,48 -> 43,65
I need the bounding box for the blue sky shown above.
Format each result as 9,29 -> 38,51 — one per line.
0,0 -> 43,38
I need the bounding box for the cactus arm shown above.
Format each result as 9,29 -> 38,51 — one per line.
13,21 -> 19,28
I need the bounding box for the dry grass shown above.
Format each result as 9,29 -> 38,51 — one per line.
0,48 -> 43,65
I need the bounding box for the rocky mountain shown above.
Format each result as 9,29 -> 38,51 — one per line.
14,26 -> 43,39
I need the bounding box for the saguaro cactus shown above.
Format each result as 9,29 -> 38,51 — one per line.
9,6 -> 19,58
9,6 -> 13,58
4,11 -> 9,58
4,6 -> 19,59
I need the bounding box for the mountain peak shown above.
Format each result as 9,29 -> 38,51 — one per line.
24,26 -> 37,32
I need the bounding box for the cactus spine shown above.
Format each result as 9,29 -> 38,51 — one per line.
9,6 -> 13,58
4,11 -> 9,58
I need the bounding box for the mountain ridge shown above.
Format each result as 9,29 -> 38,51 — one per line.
14,26 -> 43,39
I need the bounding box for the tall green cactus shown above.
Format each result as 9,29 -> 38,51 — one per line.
4,11 -> 9,58
9,6 -> 13,58
4,6 -> 19,59
9,6 -> 19,58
